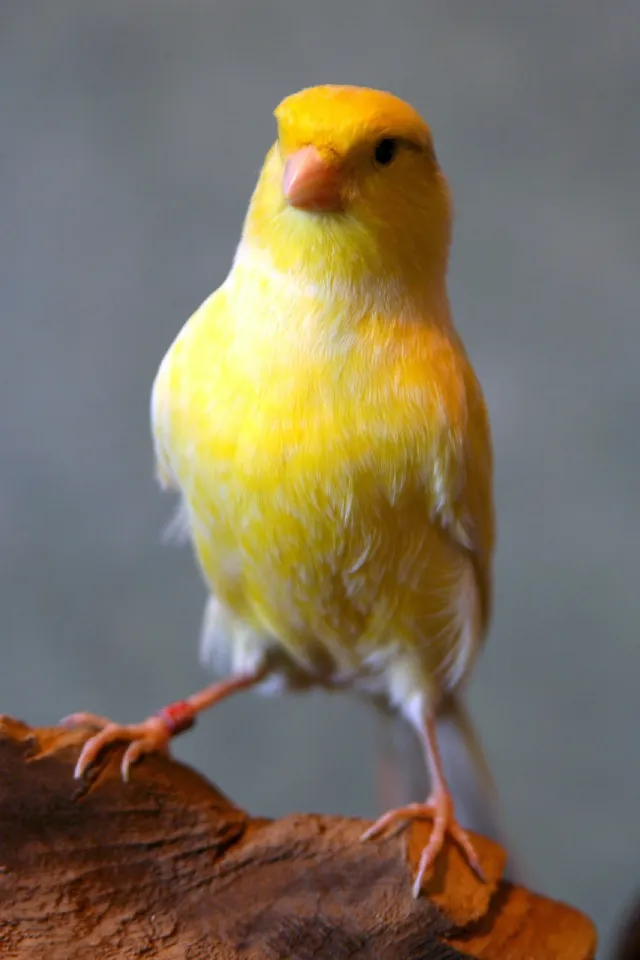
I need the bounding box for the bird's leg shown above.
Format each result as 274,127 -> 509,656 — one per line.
361,705 -> 484,896
62,666 -> 267,782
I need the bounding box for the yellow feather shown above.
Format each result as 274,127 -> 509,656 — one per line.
151,84 -> 494,710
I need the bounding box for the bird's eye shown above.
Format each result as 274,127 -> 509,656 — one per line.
373,138 -> 399,166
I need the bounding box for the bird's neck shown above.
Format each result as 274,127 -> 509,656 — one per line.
237,153 -> 452,328
227,239 -> 453,350
230,228 -> 452,331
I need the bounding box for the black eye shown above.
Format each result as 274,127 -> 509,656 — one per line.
373,138 -> 398,166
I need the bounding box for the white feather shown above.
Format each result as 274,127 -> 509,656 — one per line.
160,497 -> 192,546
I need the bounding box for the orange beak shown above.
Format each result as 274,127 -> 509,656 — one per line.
283,146 -> 343,212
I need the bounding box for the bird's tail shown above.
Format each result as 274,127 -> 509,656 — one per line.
376,694 -> 521,881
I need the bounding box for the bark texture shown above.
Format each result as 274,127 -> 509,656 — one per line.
0,716 -> 597,959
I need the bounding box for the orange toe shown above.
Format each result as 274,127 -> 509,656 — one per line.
73,716 -> 171,781
362,791 -> 484,897
361,802 -> 430,842
61,711 -> 113,729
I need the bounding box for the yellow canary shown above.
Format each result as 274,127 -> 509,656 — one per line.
68,85 -> 496,895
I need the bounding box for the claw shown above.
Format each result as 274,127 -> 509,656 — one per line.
360,801 -> 427,842
61,712 -> 113,730
62,672 -> 264,784
361,790 -> 484,896
70,716 -> 173,781
120,734 -> 168,781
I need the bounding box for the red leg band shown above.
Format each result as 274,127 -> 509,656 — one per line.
156,700 -> 196,735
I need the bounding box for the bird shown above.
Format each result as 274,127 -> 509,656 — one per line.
64,84 -> 497,897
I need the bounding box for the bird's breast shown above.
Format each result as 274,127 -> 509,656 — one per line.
151,288 -> 473,687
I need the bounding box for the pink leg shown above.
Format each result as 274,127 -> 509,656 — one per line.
62,667 -> 266,782
361,709 -> 484,896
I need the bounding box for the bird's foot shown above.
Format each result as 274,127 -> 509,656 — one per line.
61,700 -> 195,782
360,786 -> 484,896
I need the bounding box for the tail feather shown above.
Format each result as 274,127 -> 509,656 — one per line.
436,693 -> 502,843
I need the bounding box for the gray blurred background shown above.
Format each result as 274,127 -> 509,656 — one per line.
1,2 -> 638,953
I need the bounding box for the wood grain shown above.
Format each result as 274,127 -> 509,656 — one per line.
0,716 -> 597,959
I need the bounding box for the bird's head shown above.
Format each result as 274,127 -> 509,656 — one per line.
241,85 -> 453,303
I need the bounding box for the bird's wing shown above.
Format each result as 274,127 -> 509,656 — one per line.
433,341 -> 495,634
149,290 -> 224,539
149,287 -> 224,494
150,359 -> 180,493
460,354 -> 494,630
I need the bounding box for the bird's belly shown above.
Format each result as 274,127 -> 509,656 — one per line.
153,317 -> 482,699
182,455 -> 477,698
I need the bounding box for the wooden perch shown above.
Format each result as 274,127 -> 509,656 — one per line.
0,716 -> 596,959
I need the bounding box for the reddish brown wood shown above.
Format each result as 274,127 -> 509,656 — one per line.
0,716 -> 597,959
